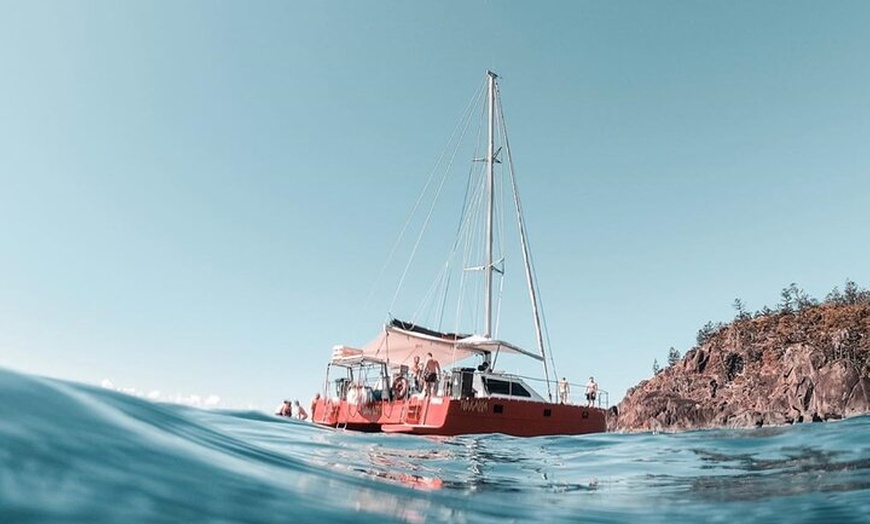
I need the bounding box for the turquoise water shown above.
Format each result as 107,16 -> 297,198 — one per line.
1,368 -> 868,523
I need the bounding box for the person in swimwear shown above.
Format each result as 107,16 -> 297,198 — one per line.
423,352 -> 441,397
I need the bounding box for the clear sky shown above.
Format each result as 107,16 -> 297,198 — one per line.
1,2 -> 868,411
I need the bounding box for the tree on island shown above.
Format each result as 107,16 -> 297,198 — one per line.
733,298 -> 750,321
697,321 -> 725,346
843,279 -> 870,305
667,346 -> 682,367
697,280 -> 869,347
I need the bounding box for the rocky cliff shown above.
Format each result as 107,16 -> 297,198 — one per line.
611,301 -> 870,432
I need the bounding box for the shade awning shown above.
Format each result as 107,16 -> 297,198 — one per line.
357,322 -> 543,369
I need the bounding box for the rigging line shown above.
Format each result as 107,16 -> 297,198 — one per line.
452,176 -> 485,360
494,248 -> 506,340
453,176 -> 480,336
415,140 -> 485,335
416,82 -> 491,337
449,161 -> 477,333
387,81 -> 485,319
494,108 -> 508,340
441,95 -> 488,334
411,259 -> 447,324
452,172 -> 485,357
498,85 -> 555,401
509,137 -> 558,397
388,79 -> 487,315
432,166 -> 480,332
360,78 -> 486,323
451,153 -> 486,337
466,162 -> 488,334
411,86 -> 488,329
449,150 -> 489,355
436,267 -> 452,331
443,166 -> 479,331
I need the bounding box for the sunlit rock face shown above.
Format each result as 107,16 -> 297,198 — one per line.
610,302 -> 870,432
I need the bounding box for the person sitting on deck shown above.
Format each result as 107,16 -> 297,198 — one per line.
423,352 -> 441,397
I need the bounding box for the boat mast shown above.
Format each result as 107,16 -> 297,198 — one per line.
484,70 -> 497,338
484,72 -> 552,400
495,75 -> 554,400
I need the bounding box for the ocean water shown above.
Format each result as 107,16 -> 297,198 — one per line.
1,368 -> 868,524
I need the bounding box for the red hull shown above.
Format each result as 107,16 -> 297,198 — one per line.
312,396 -> 606,437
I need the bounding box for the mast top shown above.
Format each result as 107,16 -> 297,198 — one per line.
487,70 -> 498,80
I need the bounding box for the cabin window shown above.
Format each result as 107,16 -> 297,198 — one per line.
483,378 -> 532,397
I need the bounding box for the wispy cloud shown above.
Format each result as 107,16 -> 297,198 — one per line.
100,379 -> 222,408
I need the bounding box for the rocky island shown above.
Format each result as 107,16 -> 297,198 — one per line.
611,282 -> 870,432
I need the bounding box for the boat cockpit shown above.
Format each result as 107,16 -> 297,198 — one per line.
325,350 -> 547,404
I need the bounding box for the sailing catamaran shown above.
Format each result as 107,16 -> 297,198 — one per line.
311,72 -> 606,436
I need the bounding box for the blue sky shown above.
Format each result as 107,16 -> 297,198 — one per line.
1,2 -> 868,411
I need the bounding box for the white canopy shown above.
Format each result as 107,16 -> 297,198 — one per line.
349,323 -> 543,369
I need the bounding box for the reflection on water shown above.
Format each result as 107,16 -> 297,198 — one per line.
311,431 -> 603,499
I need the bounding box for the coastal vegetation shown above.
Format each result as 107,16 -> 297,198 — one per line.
622,280 -> 870,432
654,280 -> 870,373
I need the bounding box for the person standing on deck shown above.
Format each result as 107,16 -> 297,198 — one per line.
411,355 -> 423,393
585,377 -> 598,407
558,377 -> 570,404
423,352 -> 441,397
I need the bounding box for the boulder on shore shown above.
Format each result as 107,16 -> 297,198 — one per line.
610,302 -> 870,432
